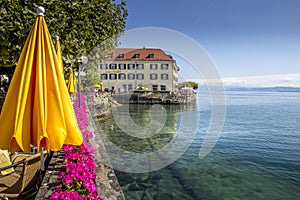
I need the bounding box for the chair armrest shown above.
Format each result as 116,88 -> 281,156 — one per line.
11,153 -> 32,163
0,158 -> 25,171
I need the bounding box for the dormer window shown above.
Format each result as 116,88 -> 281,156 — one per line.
148,54 -> 154,58
118,54 -> 124,58
133,54 -> 140,58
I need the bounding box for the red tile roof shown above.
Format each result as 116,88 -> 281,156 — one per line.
105,48 -> 174,61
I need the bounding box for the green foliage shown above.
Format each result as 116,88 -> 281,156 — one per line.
79,36 -> 119,88
0,0 -> 127,86
178,81 -> 199,90
80,62 -> 102,88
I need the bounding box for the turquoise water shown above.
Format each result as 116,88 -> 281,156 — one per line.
96,91 -> 300,200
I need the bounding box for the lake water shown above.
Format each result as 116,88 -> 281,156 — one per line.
96,91 -> 300,200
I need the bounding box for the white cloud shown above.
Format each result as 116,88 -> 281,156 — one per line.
184,73 -> 300,88
223,73 -> 300,87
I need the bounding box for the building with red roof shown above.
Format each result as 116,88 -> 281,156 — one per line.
99,48 -> 179,93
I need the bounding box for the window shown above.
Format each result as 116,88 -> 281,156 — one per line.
161,85 -> 166,91
133,54 -> 140,58
109,74 -> 117,80
137,73 -> 144,80
148,54 -> 154,58
128,84 -> 133,92
118,54 -> 124,58
150,74 -> 158,80
100,64 -> 107,70
150,64 -> 158,70
128,64 -> 135,70
161,64 -> 168,70
119,73 -> 126,80
119,64 -> 126,70
161,73 -> 168,80
122,84 -> 127,91
110,64 -> 117,69
152,85 -> 158,91
101,74 -> 108,80
128,73 -> 135,80
137,64 -> 144,70
107,54 -> 113,58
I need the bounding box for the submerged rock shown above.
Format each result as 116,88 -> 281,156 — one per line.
128,183 -> 144,191
153,192 -> 176,200
117,173 -> 135,186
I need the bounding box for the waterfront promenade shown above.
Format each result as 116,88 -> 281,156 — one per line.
35,94 -> 124,200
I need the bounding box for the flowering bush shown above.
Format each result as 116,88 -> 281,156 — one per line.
49,94 -> 104,200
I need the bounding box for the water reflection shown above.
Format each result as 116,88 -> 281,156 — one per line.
98,104 -> 182,153
96,92 -> 300,200
97,102 -> 199,199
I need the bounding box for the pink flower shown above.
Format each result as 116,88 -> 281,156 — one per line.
83,192 -> 105,200
64,175 -> 73,185
50,191 -> 61,200
50,94 -> 104,200
84,179 -> 97,193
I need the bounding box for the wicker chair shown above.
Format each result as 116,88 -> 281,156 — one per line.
0,150 -> 48,199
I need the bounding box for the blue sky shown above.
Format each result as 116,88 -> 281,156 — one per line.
120,0 -> 300,86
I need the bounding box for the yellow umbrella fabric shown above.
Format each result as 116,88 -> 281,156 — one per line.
92,84 -> 101,88
55,36 -> 64,76
0,7 -> 83,153
67,65 -> 76,94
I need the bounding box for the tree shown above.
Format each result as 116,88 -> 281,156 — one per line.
178,81 -> 199,90
0,0 -> 127,86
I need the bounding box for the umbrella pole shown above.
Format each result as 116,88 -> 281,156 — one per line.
78,64 -> 81,108
40,147 -> 45,171
77,56 -> 88,108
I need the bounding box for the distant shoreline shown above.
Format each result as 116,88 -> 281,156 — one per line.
224,86 -> 300,92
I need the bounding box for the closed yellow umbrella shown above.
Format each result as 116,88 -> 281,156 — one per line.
55,36 -> 64,76
67,65 -> 76,94
0,7 -> 83,153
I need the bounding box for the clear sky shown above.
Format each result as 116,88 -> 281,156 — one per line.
120,0 -> 300,86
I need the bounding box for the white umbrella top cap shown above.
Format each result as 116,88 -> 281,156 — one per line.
36,6 -> 45,16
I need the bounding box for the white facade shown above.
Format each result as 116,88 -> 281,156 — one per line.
98,48 -> 179,93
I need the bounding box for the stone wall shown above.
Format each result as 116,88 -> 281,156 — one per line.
90,93 -> 121,117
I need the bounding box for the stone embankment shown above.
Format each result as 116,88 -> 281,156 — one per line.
112,92 -> 196,104
86,94 -> 125,200
91,93 -> 121,117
